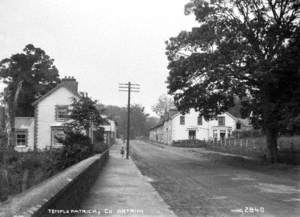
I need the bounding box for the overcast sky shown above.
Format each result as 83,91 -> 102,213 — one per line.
0,0 -> 196,115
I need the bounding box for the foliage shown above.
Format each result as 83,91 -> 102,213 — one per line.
59,94 -> 106,168
172,139 -> 207,147
66,93 -> 105,136
92,128 -> 108,153
232,130 -> 263,138
145,116 -> 159,133
2,151 -> 61,196
99,104 -> 152,139
0,44 -> 60,116
55,130 -> 93,170
152,94 -> 174,117
166,0 -> 300,162
129,105 -> 149,139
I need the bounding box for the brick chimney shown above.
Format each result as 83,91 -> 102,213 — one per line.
61,76 -> 78,94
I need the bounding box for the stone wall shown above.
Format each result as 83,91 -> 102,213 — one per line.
0,150 -> 109,217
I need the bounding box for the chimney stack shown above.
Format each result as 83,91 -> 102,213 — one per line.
61,76 -> 78,94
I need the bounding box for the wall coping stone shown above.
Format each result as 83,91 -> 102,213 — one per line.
0,150 -> 108,217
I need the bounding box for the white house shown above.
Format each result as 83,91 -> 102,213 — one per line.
149,108 -> 251,145
14,76 -> 80,151
99,117 -> 117,145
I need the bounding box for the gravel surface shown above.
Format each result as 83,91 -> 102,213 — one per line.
130,140 -> 300,217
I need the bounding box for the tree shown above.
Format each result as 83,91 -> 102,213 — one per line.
130,104 -> 149,139
166,0 -> 300,163
152,94 -> 174,117
66,93 -> 105,136
145,116 -> 160,135
0,44 -> 60,147
99,104 -> 151,139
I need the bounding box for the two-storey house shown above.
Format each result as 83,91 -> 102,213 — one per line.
14,77 -> 80,151
149,108 -> 251,145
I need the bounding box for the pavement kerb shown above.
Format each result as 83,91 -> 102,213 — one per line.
140,140 -> 260,161
128,154 -> 177,217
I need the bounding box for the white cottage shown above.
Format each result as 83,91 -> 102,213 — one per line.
149,108 -> 251,144
15,77 -> 80,151
99,117 -> 117,145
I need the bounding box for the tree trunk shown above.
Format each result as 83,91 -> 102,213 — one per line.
0,167 -> 9,202
21,169 -> 29,192
265,127 -> 278,163
7,101 -> 15,150
262,79 -> 279,163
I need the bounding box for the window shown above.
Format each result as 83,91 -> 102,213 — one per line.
236,121 -> 241,129
180,116 -> 185,125
16,129 -> 28,146
218,116 -> 225,126
55,105 -> 69,121
197,115 -> 202,125
52,127 -> 65,147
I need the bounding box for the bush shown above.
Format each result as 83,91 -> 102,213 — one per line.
55,131 -> 94,170
172,140 -> 207,148
2,150 -> 60,196
93,142 -> 108,154
232,130 -> 263,138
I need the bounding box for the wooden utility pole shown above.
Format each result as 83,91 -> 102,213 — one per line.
119,82 -> 140,159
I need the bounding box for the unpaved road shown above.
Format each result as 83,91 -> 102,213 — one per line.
130,140 -> 300,217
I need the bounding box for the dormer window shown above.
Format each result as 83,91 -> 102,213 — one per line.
55,105 -> 69,121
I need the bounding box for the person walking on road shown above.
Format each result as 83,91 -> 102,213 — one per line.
120,145 -> 125,158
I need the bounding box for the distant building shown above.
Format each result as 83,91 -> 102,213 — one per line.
99,117 -> 117,145
149,109 -> 252,145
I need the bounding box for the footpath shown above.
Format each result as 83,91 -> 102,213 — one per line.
77,142 -> 177,217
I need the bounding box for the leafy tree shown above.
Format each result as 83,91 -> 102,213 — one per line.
55,131 -> 94,170
166,0 -> 300,162
0,44 -> 60,116
0,44 -> 60,147
99,104 -> 150,139
66,93 -> 105,136
129,104 -> 149,139
152,94 -> 175,117
59,94 -> 106,164
145,116 -> 160,134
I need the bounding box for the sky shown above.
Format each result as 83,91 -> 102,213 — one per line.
0,0 -> 196,116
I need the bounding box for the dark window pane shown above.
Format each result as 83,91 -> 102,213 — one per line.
218,117 -> 225,126
180,116 -> 185,125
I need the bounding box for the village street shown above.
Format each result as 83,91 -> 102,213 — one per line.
130,140 -> 300,217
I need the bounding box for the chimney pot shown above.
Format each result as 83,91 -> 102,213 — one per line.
61,76 -> 78,94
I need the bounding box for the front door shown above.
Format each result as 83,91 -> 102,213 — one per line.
220,130 -> 226,143
188,130 -> 196,140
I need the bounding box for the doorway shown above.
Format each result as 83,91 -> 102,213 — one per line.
188,130 -> 196,140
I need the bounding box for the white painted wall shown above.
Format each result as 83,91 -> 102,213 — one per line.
15,117 -> 35,152
149,110 -> 251,144
172,109 -> 210,141
36,87 -> 77,150
208,112 -> 237,140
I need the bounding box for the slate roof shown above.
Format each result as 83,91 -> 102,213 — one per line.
32,82 -> 79,106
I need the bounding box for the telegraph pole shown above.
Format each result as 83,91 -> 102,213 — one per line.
119,82 -> 140,159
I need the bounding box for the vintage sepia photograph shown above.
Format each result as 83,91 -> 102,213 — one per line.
0,0 -> 299,216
